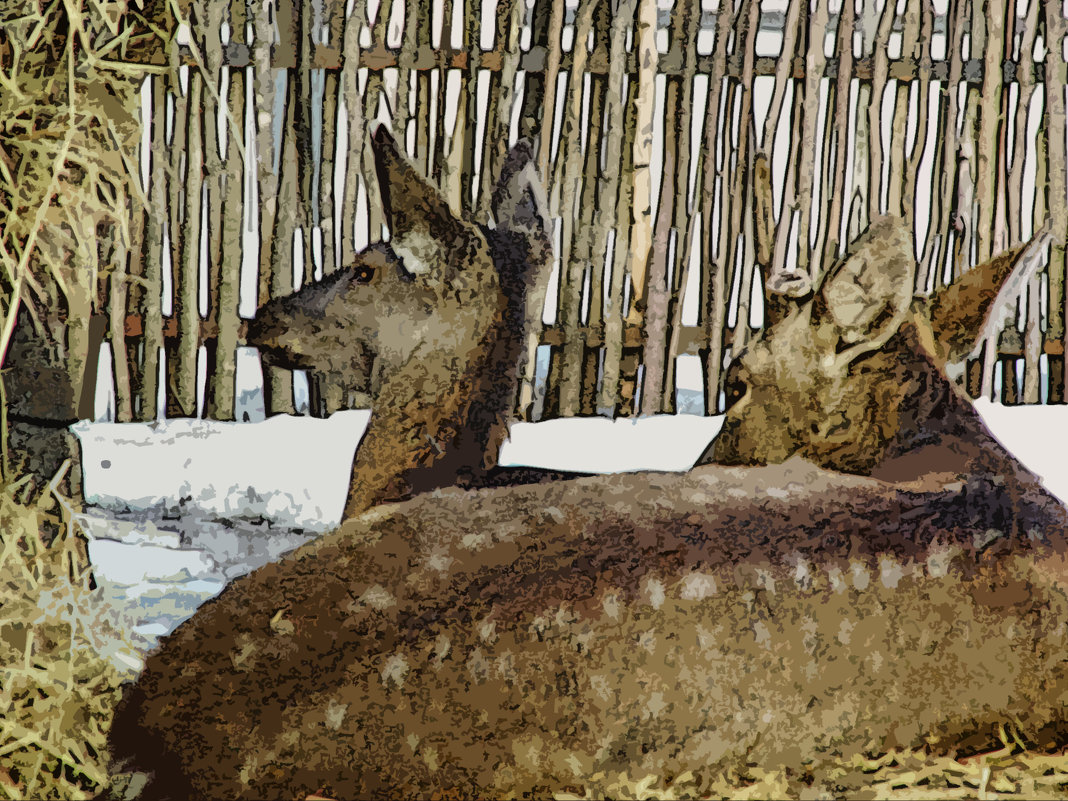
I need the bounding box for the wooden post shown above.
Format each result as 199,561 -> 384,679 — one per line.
166,71 -> 204,419
796,0 -> 829,280
341,0 -> 369,264
253,0 -> 295,416
698,0 -> 734,416
1044,0 -> 1068,401
206,52 -> 246,421
553,0 -> 599,418
659,0 -> 701,414
818,0 -> 855,269
596,0 -> 637,417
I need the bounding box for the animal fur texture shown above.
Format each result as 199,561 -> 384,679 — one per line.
108,140 -> 1068,798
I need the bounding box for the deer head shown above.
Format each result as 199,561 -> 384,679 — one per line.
246,125 -> 554,517
246,125 -> 549,400
704,216 -> 1053,482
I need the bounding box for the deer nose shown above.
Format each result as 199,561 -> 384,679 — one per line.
244,314 -> 270,347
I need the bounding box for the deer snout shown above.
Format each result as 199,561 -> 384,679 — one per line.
245,313 -> 303,369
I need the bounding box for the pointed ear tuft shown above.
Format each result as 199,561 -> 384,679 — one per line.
491,139 -> 551,238
369,124 -> 474,278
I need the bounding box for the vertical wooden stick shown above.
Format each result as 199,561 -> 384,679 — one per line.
141,76 -> 166,421
796,0 -> 829,280
167,71 -> 203,419
818,0 -> 855,268
554,0 -> 599,417
698,0 -> 734,416
596,0 -> 637,416
867,0 -> 894,220
975,0 -> 1007,264
341,0 -> 369,262
1044,0 -> 1068,398
209,59 -> 246,421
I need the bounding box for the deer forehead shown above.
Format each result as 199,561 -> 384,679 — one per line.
748,312 -> 833,381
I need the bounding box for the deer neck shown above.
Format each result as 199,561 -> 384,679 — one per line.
866,325 -> 1056,517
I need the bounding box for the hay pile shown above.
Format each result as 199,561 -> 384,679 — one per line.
555,745 -> 1068,799
0,482 -> 130,799
0,0 -> 171,476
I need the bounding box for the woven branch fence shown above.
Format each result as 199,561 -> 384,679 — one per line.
87,0 -> 1068,422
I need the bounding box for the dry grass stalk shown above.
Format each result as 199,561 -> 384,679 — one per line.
0,482 -> 133,799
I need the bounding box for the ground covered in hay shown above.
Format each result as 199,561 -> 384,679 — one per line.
0,485 -> 135,800
556,746 -> 1068,799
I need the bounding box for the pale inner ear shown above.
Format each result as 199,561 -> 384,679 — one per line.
391,231 -> 437,276
371,125 -> 475,280
815,216 -> 915,364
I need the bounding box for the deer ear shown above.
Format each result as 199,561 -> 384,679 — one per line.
921,221 -> 1053,365
370,123 -> 472,277
813,216 -> 916,364
491,139 -> 551,238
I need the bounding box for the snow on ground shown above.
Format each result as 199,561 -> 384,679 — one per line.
973,398 -> 1068,501
68,402 -> 1068,670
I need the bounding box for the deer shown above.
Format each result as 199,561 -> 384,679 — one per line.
246,125 -> 566,520
107,188 -> 1068,797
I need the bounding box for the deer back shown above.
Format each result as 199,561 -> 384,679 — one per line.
108,219 -> 1068,799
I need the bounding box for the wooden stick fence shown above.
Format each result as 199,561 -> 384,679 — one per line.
94,0 -> 1068,424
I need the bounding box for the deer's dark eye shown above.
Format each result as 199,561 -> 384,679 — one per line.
724,371 -> 748,407
354,265 -> 376,284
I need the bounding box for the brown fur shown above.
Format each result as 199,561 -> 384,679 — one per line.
108,210 -> 1068,798
246,127 -> 557,519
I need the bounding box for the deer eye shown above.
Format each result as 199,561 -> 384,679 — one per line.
724,372 -> 748,407
354,265 -> 376,284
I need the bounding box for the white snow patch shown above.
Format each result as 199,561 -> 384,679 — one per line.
74,411 -> 370,530
974,398 -> 1068,504
498,415 -> 724,474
